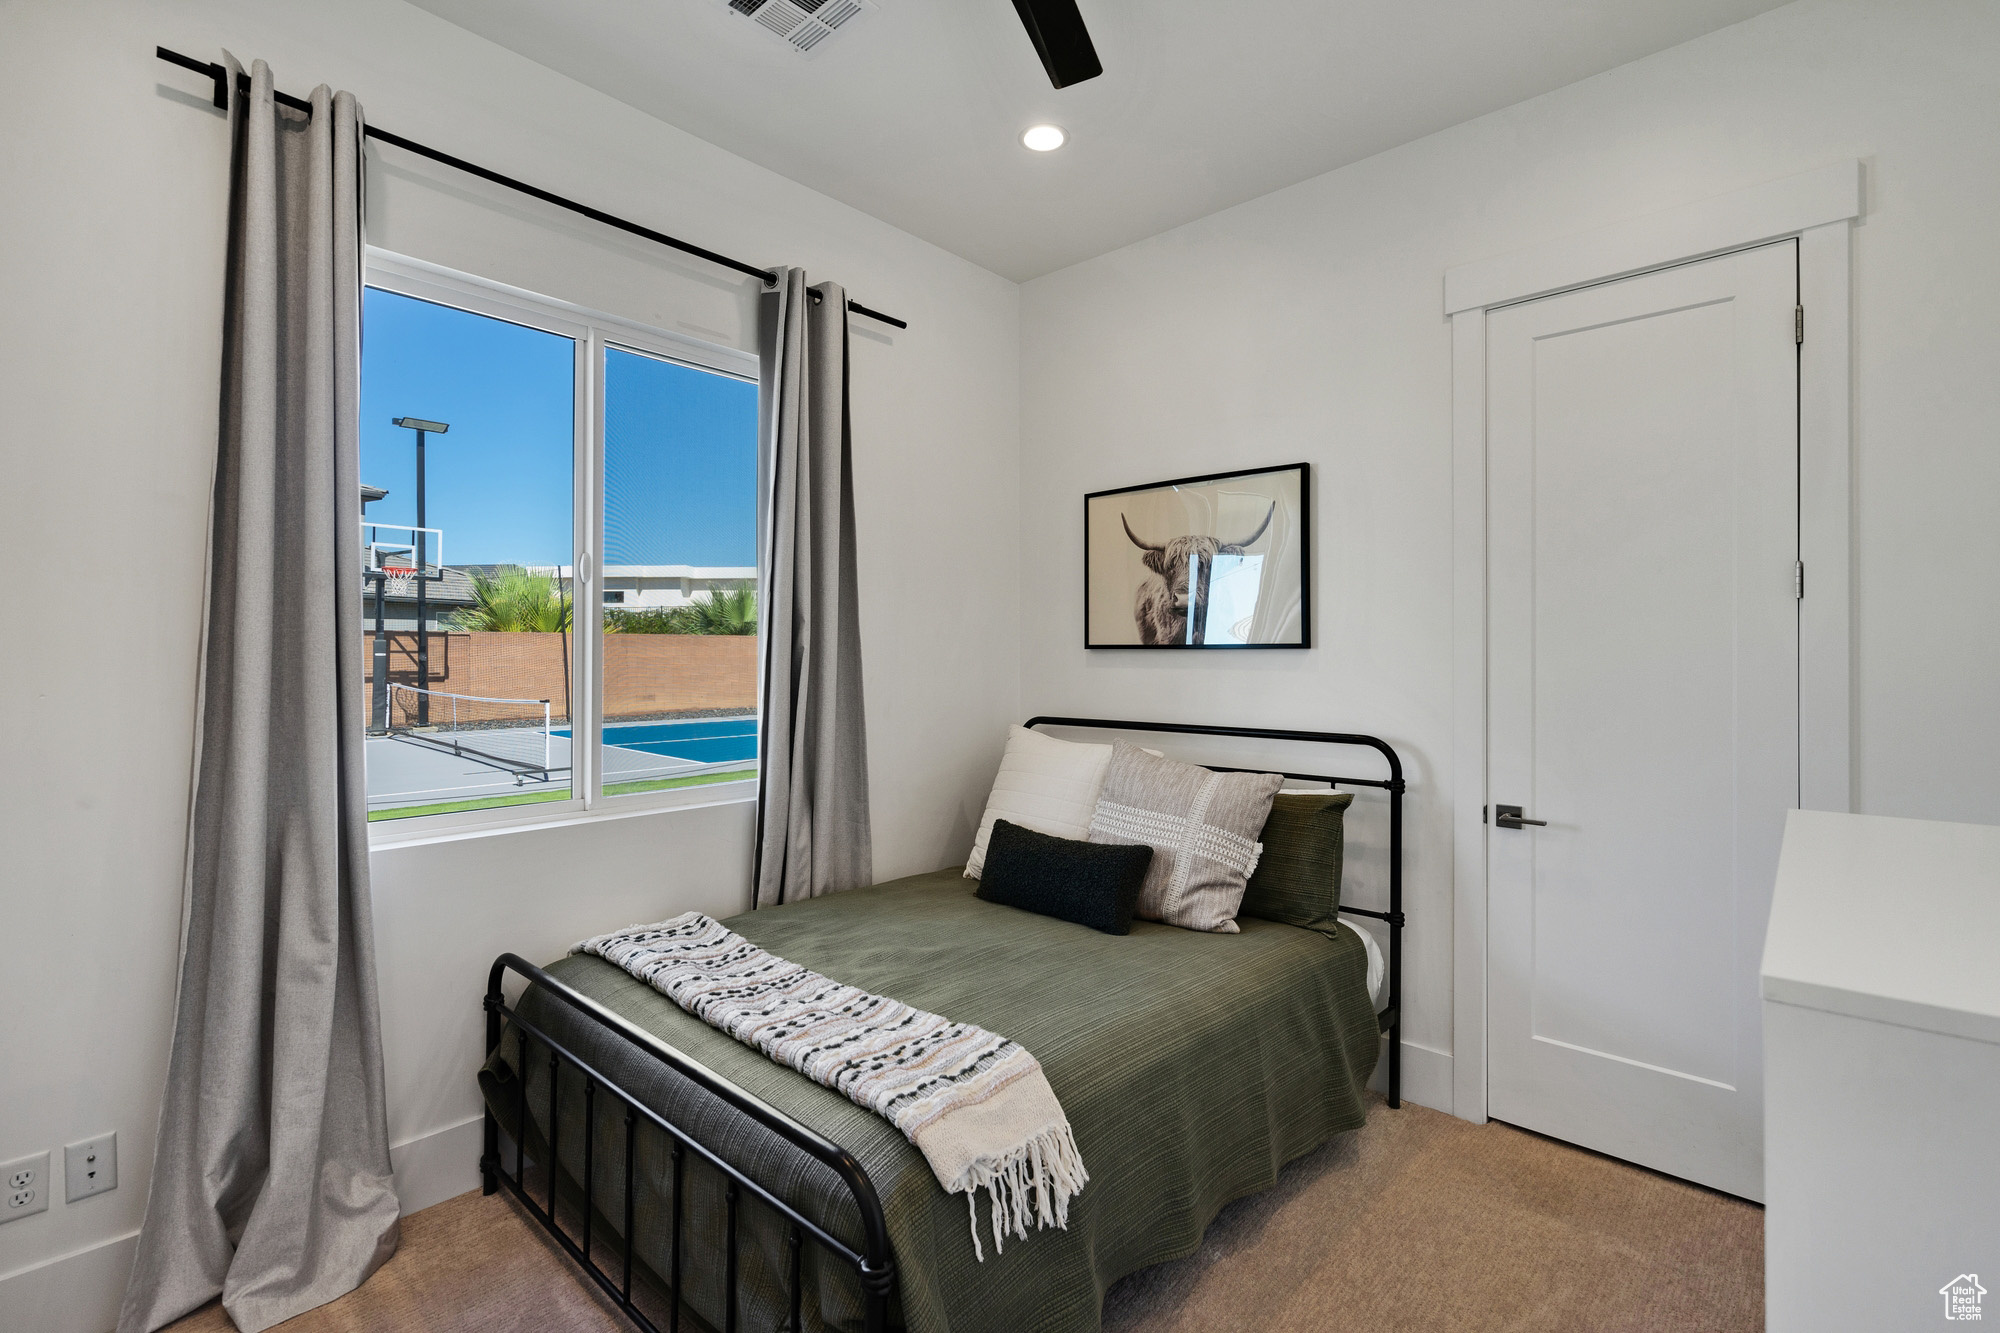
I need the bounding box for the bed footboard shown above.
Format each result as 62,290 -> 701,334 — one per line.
481,953 -> 895,1333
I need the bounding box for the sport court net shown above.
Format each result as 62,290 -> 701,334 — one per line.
386,683 -> 555,778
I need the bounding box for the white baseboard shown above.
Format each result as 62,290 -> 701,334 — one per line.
1368,1037 -> 1454,1114
391,1114 -> 487,1216
0,1229 -> 136,1333
0,1118 -> 484,1333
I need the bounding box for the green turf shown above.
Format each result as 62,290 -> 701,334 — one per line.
604,769 -> 755,798
368,768 -> 756,822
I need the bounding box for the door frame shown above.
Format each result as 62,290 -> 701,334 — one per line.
1447,161 -> 1860,1123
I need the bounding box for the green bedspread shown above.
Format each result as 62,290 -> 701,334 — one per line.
487,866 -> 1379,1333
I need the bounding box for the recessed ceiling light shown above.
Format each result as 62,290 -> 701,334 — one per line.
1021,124 -> 1067,152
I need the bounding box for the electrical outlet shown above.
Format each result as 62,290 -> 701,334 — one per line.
65,1133 -> 117,1204
0,1152 -> 51,1223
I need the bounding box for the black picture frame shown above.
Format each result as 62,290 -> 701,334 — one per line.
1084,462 -> 1311,649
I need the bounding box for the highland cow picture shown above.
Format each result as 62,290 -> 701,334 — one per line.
1085,463 -> 1309,648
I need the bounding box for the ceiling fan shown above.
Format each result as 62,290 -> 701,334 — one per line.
1011,0 -> 1102,88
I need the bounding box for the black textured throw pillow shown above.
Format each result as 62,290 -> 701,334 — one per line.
976,819 -> 1152,935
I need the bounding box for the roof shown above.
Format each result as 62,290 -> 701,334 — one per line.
523,565 -> 757,581
359,562 -> 479,607
603,566 -> 758,581
458,563 -> 573,582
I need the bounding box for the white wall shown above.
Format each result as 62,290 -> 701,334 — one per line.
12,0 -> 2000,1323
1018,0 -> 2000,1113
0,0 -> 1020,1324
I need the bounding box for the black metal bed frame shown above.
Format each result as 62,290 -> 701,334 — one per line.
1024,719 -> 1407,1108
482,954 -> 895,1332
481,719 -> 1404,1333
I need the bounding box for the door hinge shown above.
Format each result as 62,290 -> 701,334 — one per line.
1795,559 -> 1805,600
1795,305 -> 1804,345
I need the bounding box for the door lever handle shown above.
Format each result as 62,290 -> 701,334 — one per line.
1494,804 -> 1548,829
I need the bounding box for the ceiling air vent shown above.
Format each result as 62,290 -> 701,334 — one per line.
727,0 -> 875,57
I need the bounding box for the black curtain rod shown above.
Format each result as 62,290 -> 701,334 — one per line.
155,46 -> 908,330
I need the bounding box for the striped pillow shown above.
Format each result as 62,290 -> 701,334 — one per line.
1087,741 -> 1285,933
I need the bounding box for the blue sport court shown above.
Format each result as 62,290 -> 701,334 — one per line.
367,713 -> 757,816
567,716 -> 759,764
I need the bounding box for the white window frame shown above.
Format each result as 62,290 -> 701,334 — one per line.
363,250 -> 762,845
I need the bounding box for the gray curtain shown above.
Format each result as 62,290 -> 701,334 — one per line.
753,271 -> 873,905
120,58 -> 399,1333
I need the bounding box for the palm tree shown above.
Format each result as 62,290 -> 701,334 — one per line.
605,581 -> 757,635
449,566 -> 572,633
682,581 -> 757,635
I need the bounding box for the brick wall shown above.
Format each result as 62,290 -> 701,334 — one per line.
363,631 -> 757,726
603,634 -> 758,719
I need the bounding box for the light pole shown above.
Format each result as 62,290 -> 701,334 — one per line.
393,417 -> 449,726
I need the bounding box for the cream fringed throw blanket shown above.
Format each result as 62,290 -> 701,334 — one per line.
574,914 -> 1088,1259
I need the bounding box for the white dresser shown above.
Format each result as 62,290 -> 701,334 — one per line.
1762,810 -> 2000,1330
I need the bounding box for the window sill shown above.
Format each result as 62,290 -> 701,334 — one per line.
366,779 -> 756,851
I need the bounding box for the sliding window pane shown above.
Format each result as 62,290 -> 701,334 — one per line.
601,346 -> 759,798
358,287 -> 575,820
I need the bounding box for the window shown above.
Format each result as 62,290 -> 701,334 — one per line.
359,259 -> 761,828
601,347 -> 760,801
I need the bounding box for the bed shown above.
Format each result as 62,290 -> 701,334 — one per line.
479,719 -> 1404,1333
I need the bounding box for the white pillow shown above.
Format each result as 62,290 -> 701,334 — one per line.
964,727 -> 1114,879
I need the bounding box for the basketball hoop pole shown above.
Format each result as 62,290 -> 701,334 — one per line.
369,568 -> 390,733
394,416 -> 450,727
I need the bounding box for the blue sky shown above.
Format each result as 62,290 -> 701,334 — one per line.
605,347 -> 758,567
360,287 -> 757,568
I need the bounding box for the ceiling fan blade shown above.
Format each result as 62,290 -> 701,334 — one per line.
1011,0 -> 1103,89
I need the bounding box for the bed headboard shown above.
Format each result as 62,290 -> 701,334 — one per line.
1023,717 -> 1407,1109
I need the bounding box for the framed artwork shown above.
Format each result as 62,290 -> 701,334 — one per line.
1084,462 -> 1310,649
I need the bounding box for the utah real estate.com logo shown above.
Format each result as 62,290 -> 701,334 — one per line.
1942,1274 -> 1988,1321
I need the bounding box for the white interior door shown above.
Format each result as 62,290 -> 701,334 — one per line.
1485,241 -> 1799,1201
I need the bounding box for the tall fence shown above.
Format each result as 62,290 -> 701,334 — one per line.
364,631 -> 757,726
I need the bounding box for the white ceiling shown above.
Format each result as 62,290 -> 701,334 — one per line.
407,0 -> 1790,282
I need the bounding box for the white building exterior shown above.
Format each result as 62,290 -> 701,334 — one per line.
534,565 -> 757,611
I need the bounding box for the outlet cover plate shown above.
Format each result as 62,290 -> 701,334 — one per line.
64,1133 -> 117,1204
1,1151 -> 51,1223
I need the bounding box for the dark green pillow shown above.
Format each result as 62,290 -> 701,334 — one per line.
1239,791 -> 1354,932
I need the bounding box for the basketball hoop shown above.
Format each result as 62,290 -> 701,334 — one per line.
382,565 -> 417,598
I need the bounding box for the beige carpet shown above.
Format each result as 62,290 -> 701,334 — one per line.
1100,1098 -> 1762,1333
163,1190 -> 629,1333
167,1098 -> 1762,1333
